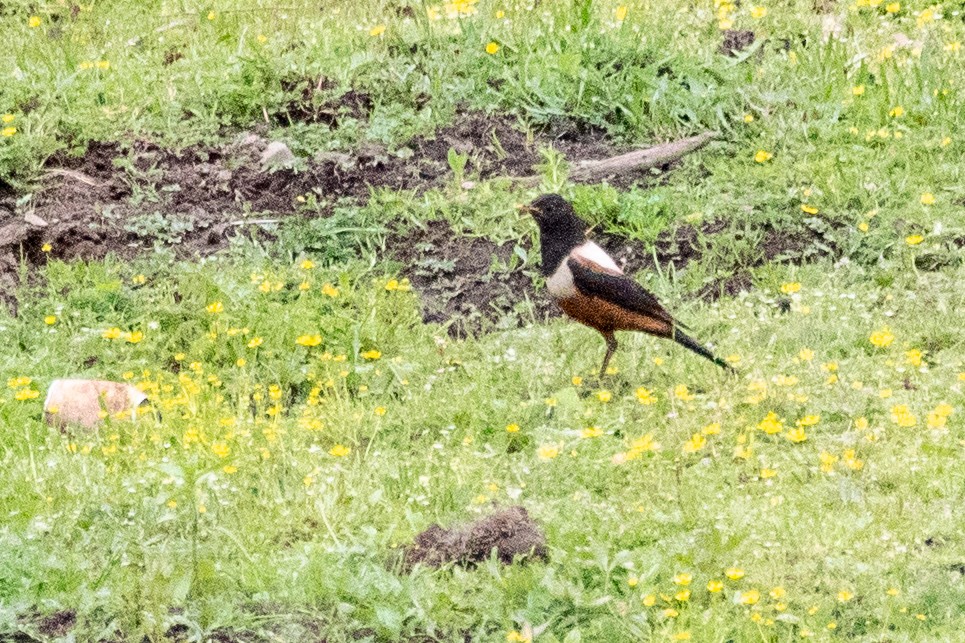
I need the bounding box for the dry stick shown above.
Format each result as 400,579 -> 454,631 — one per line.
519,131 -> 718,185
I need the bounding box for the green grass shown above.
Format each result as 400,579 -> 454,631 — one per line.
1,245 -> 964,641
2,0 -> 965,641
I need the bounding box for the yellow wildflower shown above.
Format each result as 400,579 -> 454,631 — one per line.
682,433 -> 706,453
754,150 -> 773,163
329,444 -> 351,457
725,567 -> 745,580
869,328 -> 894,348
581,426 -> 603,439
485,42 -> 500,54
635,387 -> 656,404
739,589 -> 760,605
673,384 -> 695,401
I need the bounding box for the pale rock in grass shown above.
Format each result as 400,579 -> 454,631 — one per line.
260,141 -> 296,169
44,379 -> 149,430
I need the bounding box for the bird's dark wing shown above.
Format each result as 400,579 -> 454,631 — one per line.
568,256 -> 677,327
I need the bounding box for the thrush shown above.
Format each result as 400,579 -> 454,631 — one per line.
524,193 -> 733,378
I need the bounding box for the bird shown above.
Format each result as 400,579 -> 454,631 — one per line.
522,193 -> 734,378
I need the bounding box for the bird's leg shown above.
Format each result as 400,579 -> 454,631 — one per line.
599,332 -> 618,379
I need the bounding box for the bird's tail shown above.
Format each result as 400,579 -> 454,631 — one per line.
671,328 -> 736,373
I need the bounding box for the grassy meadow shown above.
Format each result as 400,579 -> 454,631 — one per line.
2,0 -> 965,641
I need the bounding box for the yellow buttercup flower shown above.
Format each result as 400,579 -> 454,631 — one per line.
754,150 -> 773,163
581,426 -> 603,439
725,567 -> 745,580
869,328 -> 894,348
485,42 -> 500,54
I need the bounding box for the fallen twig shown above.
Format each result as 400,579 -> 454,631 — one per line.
519,131 -> 718,185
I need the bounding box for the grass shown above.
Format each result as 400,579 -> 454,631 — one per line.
2,247 -> 964,641
2,0 -> 965,641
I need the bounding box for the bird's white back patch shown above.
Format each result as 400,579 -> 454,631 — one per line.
573,241 -> 622,274
546,261 -> 577,299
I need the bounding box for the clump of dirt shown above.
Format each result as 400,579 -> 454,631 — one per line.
385,220 -> 558,337
38,609 -> 77,638
9,608 -> 78,639
719,29 -> 756,56
272,77 -> 372,127
402,506 -> 548,569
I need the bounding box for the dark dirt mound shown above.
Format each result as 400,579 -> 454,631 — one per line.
385,220 -> 557,337
402,506 -> 548,569
37,610 -> 77,638
719,29 -> 756,57
7,608 -> 77,640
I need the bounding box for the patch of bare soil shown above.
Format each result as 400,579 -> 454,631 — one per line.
402,506 -> 548,569
385,220 -> 556,337
719,29 -> 756,56
7,608 -> 78,640
0,108 -> 618,315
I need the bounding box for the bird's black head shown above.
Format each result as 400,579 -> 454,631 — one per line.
523,193 -> 587,275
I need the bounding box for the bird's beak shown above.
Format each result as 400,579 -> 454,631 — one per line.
516,203 -> 537,216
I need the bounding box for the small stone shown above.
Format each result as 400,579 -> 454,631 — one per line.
260,141 -> 296,168
24,213 -> 48,227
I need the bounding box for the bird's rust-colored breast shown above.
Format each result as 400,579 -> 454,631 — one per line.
558,293 -> 671,338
